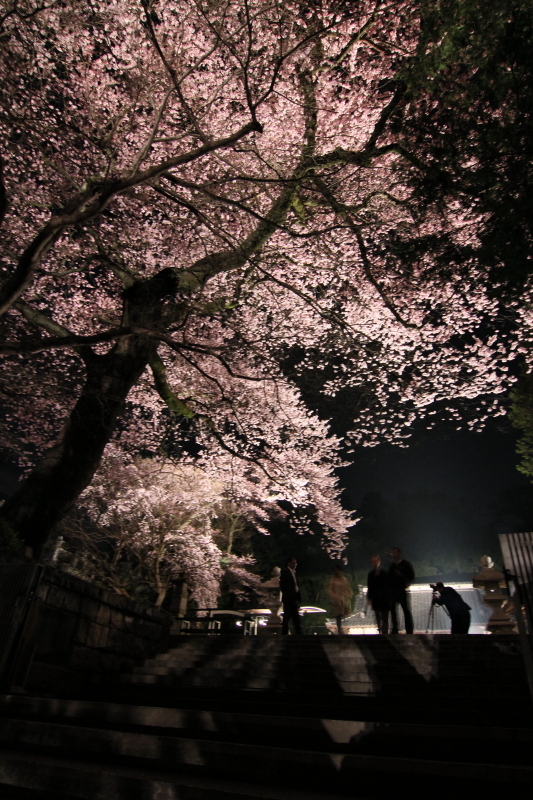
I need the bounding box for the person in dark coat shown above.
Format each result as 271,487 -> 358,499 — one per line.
388,547 -> 415,634
279,556 -> 302,635
366,556 -> 390,634
432,582 -> 471,634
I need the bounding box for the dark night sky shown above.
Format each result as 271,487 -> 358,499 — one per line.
342,420 -> 528,509
334,418 -> 533,574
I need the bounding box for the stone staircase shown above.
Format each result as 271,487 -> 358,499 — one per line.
0,634 -> 532,799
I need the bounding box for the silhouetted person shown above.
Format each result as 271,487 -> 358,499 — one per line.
366,556 -> 390,634
432,582 -> 471,634
280,556 -> 302,634
388,547 -> 415,634
327,565 -> 353,635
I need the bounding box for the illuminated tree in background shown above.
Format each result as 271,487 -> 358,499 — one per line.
0,0 -> 517,556
57,454 -> 266,607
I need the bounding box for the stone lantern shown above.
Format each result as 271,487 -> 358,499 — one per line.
472,555 -> 515,634
259,567 -> 282,634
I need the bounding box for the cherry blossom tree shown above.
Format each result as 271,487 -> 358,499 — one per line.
57,453 -> 267,607
0,0 -> 517,556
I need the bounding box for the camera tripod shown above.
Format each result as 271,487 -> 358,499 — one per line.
426,594 -> 449,633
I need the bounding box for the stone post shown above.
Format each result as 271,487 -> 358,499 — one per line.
473,555 -> 515,634
260,567 -> 282,634
168,577 -> 189,618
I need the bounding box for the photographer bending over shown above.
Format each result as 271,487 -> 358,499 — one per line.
432,582 -> 471,634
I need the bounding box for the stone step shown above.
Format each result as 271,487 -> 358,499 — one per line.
0,716 -> 532,797
164,634 -> 522,647
119,671 -> 530,698
1,695 -> 532,765
121,664 -> 527,694
155,643 -> 526,663
106,685 -> 533,727
156,650 -> 525,662
148,648 -> 525,661
0,749 -> 366,800
159,640 -> 524,649
158,647 -> 522,660
1,634 -> 531,798
133,662 -> 527,681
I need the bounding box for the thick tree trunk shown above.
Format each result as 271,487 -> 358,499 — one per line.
0,189 -> 295,553
1,269 -> 185,555
1,336 -> 156,556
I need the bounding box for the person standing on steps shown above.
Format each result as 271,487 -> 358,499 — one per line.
366,555 -> 391,634
280,556 -> 302,635
388,547 -> 415,634
326,564 -> 353,635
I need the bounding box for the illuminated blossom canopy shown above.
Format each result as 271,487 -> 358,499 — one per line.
0,0 -> 518,556
59,453 -> 264,608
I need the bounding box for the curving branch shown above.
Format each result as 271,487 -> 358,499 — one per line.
0,120 -> 262,318
13,298 -> 73,339
150,181 -> 238,249
199,413 -> 278,483
159,338 -> 266,383
0,326 -> 133,355
312,176 -> 416,329
161,173 -> 321,239
149,354 -> 196,418
149,347 -> 278,482
85,227 -> 137,288
0,0 -> 60,29
140,1 -> 212,144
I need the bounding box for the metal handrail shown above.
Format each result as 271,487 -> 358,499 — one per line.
174,607 -> 271,635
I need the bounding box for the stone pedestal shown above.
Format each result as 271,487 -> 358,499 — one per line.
473,557 -> 515,634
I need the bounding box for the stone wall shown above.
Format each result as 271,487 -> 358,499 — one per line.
24,567 -> 172,694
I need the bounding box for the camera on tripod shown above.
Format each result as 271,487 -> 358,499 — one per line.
429,584 -> 440,604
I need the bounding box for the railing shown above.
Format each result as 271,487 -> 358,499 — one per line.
174,608 -> 270,635
499,532 -> 533,701
0,560 -> 43,691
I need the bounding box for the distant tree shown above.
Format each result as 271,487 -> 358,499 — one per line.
57,455 -> 223,606
509,374 -> 533,481
56,452 -> 272,607
400,0 -> 533,291
211,500 -> 255,557
399,0 -> 533,553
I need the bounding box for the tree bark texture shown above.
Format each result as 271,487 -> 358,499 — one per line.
1,339 -> 156,555
0,273 -> 180,554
